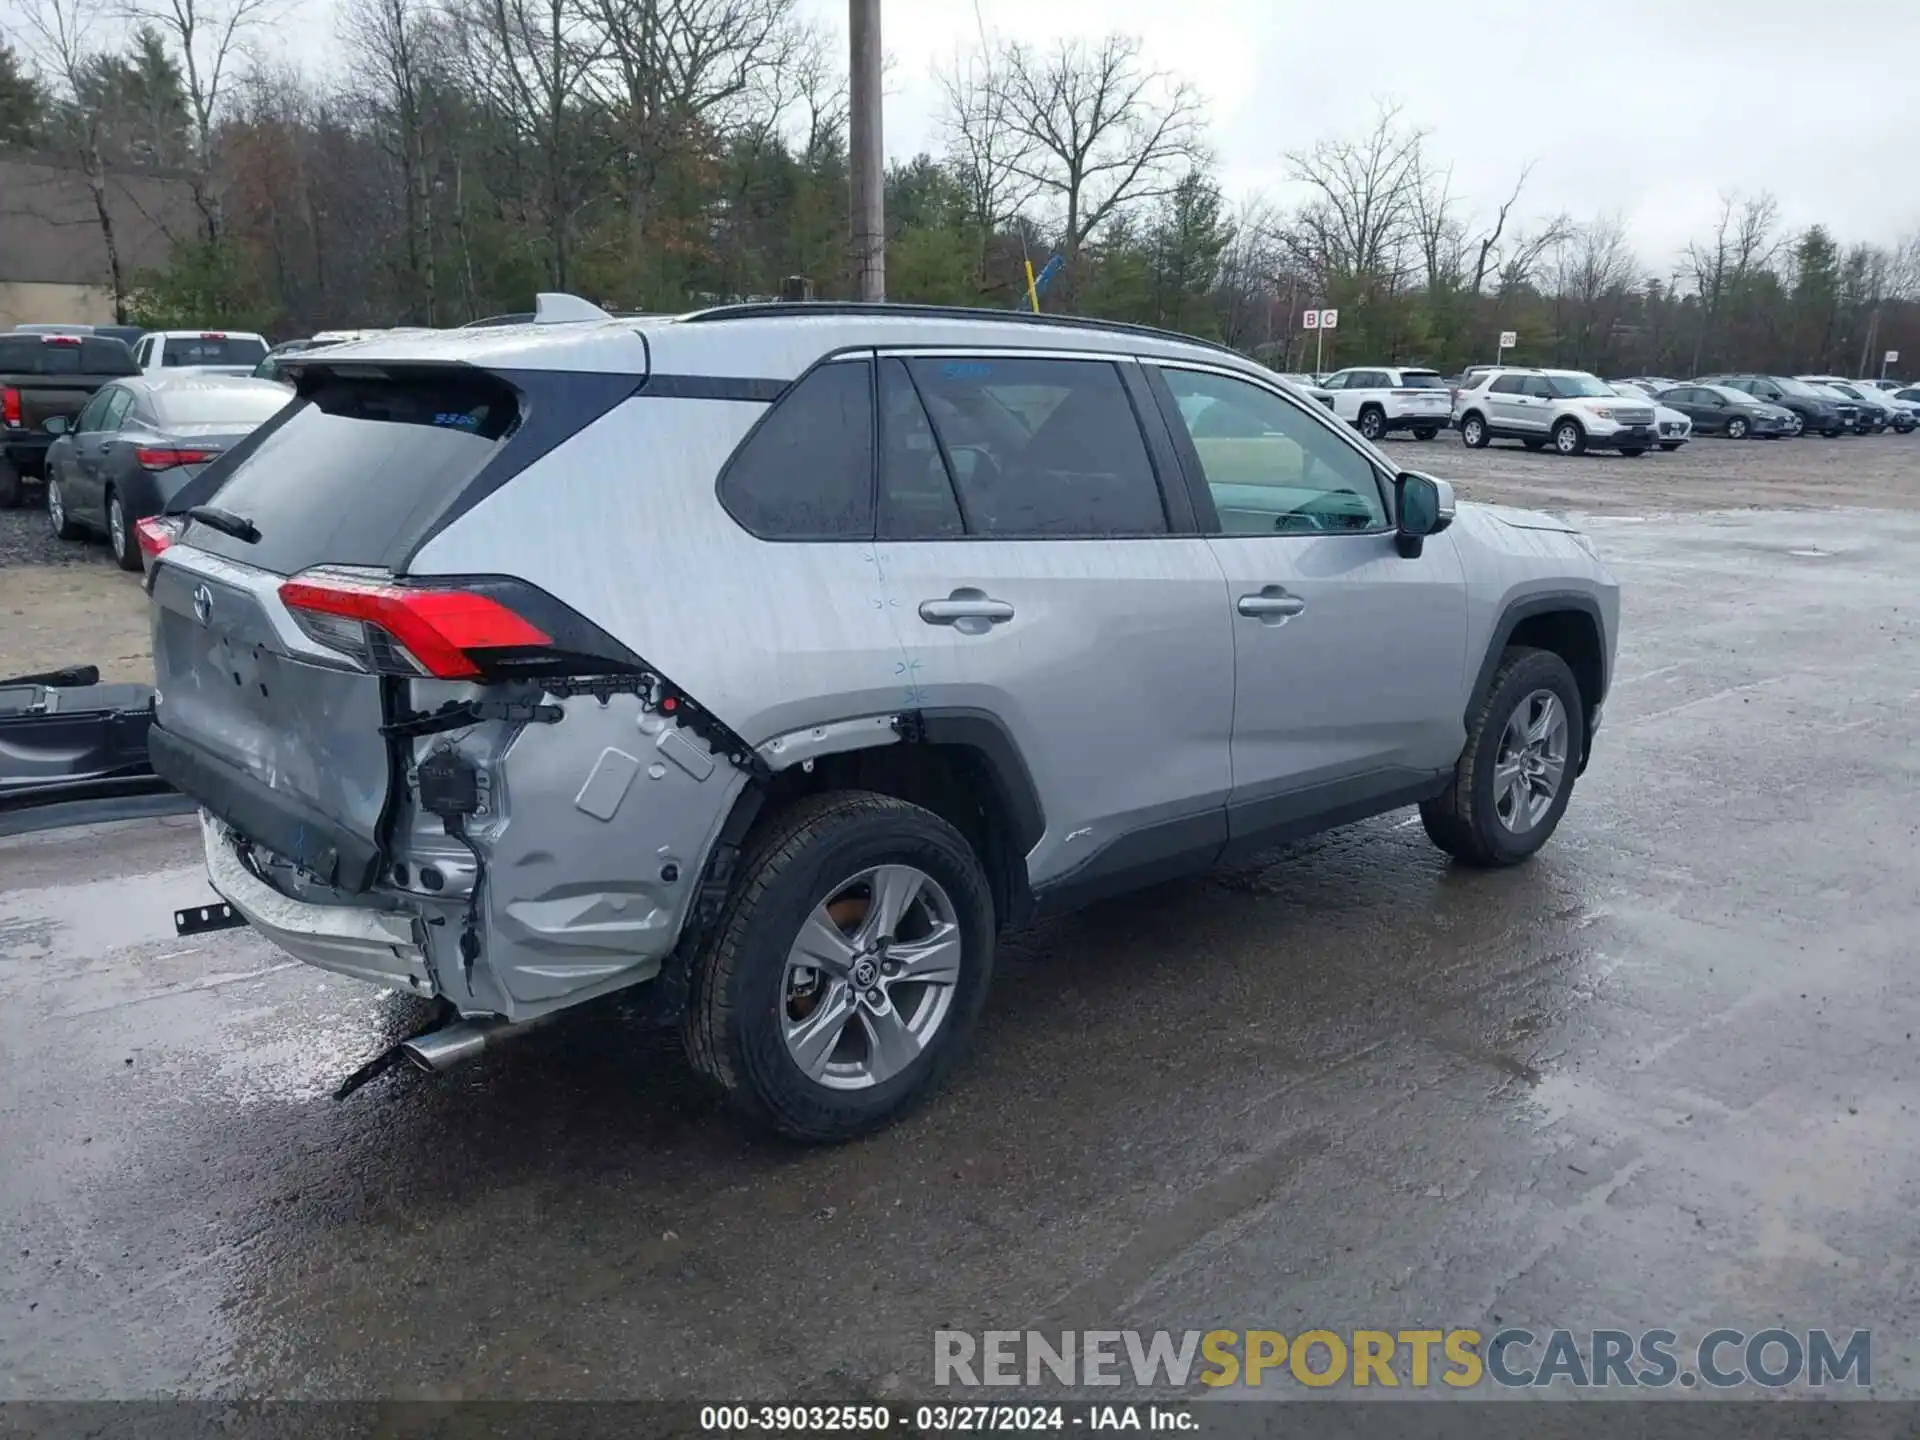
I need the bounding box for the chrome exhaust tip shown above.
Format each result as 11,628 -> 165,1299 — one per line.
400,1018 -> 514,1073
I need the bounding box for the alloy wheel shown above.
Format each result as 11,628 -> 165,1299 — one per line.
47,480 -> 65,534
1493,689 -> 1569,835
780,864 -> 962,1091
108,495 -> 127,556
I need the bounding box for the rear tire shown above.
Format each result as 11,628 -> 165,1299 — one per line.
47,476 -> 82,540
1460,413 -> 1490,448
1726,416 -> 1749,439
0,460 -> 21,510
1413,426 -> 1438,441
1552,418 -> 1587,455
1357,406 -> 1386,441
1659,442 -> 1682,452
106,489 -> 140,571
1620,447 -> 1647,458
683,791 -> 996,1142
1421,646 -> 1585,868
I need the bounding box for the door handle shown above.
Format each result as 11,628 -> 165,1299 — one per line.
919,589 -> 1014,633
1237,588 -> 1307,620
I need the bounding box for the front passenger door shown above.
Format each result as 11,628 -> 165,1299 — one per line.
1147,363 -> 1469,859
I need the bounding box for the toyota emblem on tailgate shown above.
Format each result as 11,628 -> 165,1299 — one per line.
192,583 -> 214,626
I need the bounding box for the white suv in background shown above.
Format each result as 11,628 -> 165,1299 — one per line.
1319,366 -> 1453,442
1453,368 -> 1660,456
132,330 -> 271,377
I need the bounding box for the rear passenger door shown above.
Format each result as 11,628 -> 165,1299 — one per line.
865,350 -> 1236,897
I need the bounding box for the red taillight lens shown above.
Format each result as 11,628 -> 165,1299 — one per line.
1,387 -> 19,427
136,446 -> 216,470
199,332 -> 227,340
278,568 -> 552,679
136,514 -> 182,563
41,334 -> 81,346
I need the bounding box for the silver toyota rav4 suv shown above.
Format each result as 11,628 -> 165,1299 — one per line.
143,298 -> 1619,1140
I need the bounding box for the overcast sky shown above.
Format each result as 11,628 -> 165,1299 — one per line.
790,0 -> 1920,271
35,0 -> 1913,272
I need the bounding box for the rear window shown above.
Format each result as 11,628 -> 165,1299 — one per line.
1397,371 -> 1445,388
154,386 -> 290,427
162,336 -> 268,367
182,370 -> 518,574
0,336 -> 138,375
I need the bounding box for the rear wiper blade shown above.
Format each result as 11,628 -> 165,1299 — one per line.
184,505 -> 260,543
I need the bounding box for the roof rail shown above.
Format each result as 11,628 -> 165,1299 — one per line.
676,300 -> 1249,361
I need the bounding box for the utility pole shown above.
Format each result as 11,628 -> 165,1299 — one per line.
849,0 -> 885,301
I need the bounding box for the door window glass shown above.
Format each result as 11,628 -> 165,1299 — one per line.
905,357 -> 1167,537
1157,367 -> 1389,536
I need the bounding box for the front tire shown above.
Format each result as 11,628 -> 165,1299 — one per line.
1357,406 -> 1386,441
1659,442 -> 1682,452
1421,646 -> 1585,868
1552,418 -> 1586,455
1460,413 -> 1490,448
106,489 -> 140,571
0,459 -> 21,509
684,791 -> 996,1141
1726,416 -> 1749,440
48,476 -> 83,540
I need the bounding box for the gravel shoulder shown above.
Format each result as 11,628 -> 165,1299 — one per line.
2,431 -> 1916,684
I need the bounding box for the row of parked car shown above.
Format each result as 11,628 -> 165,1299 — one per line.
1276,361 -> 1917,456
0,322 -> 433,564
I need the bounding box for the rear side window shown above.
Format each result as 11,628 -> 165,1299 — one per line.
161,336 -> 268,367
181,370 -> 519,574
905,357 -> 1166,538
1489,375 -> 1524,395
719,359 -> 874,540
1398,371 -> 1445,388
0,336 -> 136,375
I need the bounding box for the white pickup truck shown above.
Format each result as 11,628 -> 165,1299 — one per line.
1319,366 -> 1453,441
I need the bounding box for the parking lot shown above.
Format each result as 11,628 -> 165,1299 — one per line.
4,432 -> 1920,1402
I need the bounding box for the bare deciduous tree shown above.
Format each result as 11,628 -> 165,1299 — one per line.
936,39 -> 1036,286
342,0 -> 442,319
446,0 -> 607,287
1686,190 -> 1780,370
15,0 -> 129,317
1281,101 -> 1425,290
996,33 -> 1204,279
578,0 -> 800,228
127,0 -> 280,243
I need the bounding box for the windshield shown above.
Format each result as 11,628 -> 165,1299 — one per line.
1398,372 -> 1445,389
162,336 -> 269,367
1705,386 -> 1752,406
1774,378 -> 1821,398
154,387 -> 291,427
1550,374 -> 1617,399
1610,383 -> 1650,399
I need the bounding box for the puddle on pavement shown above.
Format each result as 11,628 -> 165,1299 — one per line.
0,863 -> 217,960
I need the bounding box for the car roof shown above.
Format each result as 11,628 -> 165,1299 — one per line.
157,329 -> 268,340
321,301 -> 1252,380
123,373 -> 290,398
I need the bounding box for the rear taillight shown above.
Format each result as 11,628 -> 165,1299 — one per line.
136,514 -> 182,563
1,387 -> 18,427
278,568 -> 554,679
41,334 -> 81,347
199,332 -> 227,340
136,446 -> 216,470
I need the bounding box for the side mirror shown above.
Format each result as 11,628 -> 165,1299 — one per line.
43,415 -> 69,436
1395,471 -> 1455,558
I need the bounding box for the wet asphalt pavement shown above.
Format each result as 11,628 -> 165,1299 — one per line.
4,502 -> 1920,1403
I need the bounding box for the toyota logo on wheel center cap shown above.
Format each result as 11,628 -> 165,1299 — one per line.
852,958 -> 878,988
